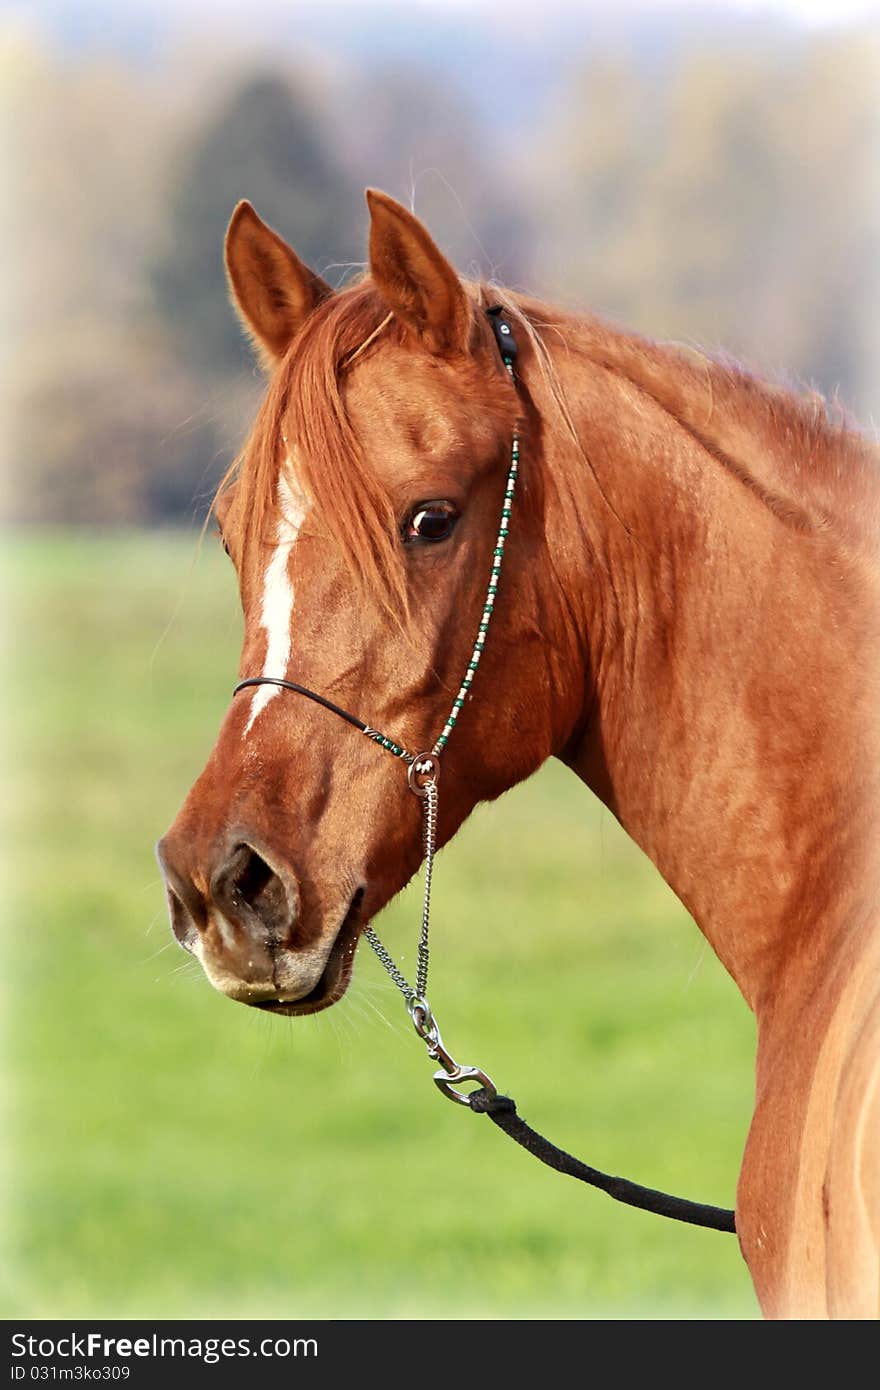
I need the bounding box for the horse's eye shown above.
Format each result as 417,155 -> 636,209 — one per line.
217,530 -> 230,558
404,502 -> 459,544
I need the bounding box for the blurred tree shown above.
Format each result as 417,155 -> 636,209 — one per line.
329,65 -> 529,286
9,353 -> 223,525
5,19 -> 876,530
152,71 -> 359,376
0,33 -> 210,526
534,30 -> 879,422
3,46 -> 360,524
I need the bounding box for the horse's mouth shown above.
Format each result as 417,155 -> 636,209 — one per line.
251,887 -> 364,1018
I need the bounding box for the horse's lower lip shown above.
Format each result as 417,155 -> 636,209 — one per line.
252,887 -> 364,1018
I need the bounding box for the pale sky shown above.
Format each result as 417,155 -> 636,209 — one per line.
369,0 -> 877,19
19,0 -> 872,24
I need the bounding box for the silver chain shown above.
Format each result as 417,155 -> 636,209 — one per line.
362,924 -> 414,998
363,776 -> 437,1003
362,349 -> 518,1103
416,777 -> 437,998
364,775 -> 495,1106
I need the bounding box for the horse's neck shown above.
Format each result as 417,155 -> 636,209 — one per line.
527,317 -> 880,1314
535,323 -> 880,1018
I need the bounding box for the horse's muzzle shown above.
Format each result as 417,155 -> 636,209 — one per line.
155,829 -> 361,1012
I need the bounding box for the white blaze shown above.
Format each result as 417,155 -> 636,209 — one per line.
243,470 -> 308,736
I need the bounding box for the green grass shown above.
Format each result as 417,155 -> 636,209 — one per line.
3,531 -> 758,1319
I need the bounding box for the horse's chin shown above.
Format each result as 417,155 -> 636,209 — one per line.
250,887 -> 364,1017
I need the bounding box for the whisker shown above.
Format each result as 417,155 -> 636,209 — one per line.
683,941 -> 709,992
140,938 -> 178,964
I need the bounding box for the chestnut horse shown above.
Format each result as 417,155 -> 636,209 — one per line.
158,190 -> 880,1319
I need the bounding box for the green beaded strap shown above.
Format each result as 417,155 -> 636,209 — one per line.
432,358 -> 519,755
362,727 -> 414,764
357,356 -> 518,764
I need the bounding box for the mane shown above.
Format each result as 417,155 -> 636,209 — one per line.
214,282 -> 878,616
508,295 -> 879,544
217,281 -> 411,618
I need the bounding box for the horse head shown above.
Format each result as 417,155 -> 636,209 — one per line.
157,192 -> 579,1016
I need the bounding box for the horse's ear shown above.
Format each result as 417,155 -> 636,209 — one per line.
224,201 -> 332,369
366,189 -> 471,355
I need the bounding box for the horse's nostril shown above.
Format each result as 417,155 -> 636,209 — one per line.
213,843 -> 299,943
233,847 -> 275,910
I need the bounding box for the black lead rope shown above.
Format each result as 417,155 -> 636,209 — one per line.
468,1088 -> 737,1232
233,305 -> 737,1238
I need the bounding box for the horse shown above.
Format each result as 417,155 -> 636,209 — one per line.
157,189 -> 880,1319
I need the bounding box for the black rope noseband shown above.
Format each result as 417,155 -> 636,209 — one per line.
234,677 -> 370,735
231,306 -> 737,1237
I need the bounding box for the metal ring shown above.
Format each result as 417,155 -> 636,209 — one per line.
433,1065 -> 497,1106
407,751 -> 440,798
408,994 -> 435,1041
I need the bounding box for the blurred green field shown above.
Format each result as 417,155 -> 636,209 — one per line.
3,532 -> 758,1320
